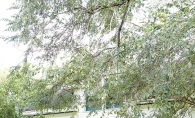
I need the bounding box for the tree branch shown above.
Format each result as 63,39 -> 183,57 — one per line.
92,1 -> 126,12
117,0 -> 131,47
92,47 -> 116,58
74,1 -> 126,14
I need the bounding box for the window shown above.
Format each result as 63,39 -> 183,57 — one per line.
86,95 -> 118,111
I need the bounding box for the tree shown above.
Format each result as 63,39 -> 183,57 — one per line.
3,0 -> 195,117
0,70 -> 27,118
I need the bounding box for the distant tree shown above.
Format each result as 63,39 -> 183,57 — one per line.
0,71 -> 25,118
3,0 -> 195,117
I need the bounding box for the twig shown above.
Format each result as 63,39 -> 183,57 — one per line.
92,47 -> 116,58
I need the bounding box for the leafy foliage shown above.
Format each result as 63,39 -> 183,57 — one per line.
3,0 -> 195,117
0,71 -> 26,118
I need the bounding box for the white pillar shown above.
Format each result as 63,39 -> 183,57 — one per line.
75,89 -> 86,113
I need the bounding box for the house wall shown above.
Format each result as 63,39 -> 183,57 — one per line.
29,104 -> 154,118
33,112 -> 76,118
30,105 -> 195,118
23,91 -> 195,118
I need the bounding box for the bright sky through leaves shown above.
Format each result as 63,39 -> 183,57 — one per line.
0,0 -> 23,70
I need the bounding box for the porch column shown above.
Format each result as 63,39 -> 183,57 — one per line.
75,89 -> 86,113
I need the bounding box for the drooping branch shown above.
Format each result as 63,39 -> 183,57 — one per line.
92,1 -> 126,12
117,0 -> 131,47
74,1 -> 126,14
92,47 -> 116,58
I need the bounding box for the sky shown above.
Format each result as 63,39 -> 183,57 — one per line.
0,0 -> 24,70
